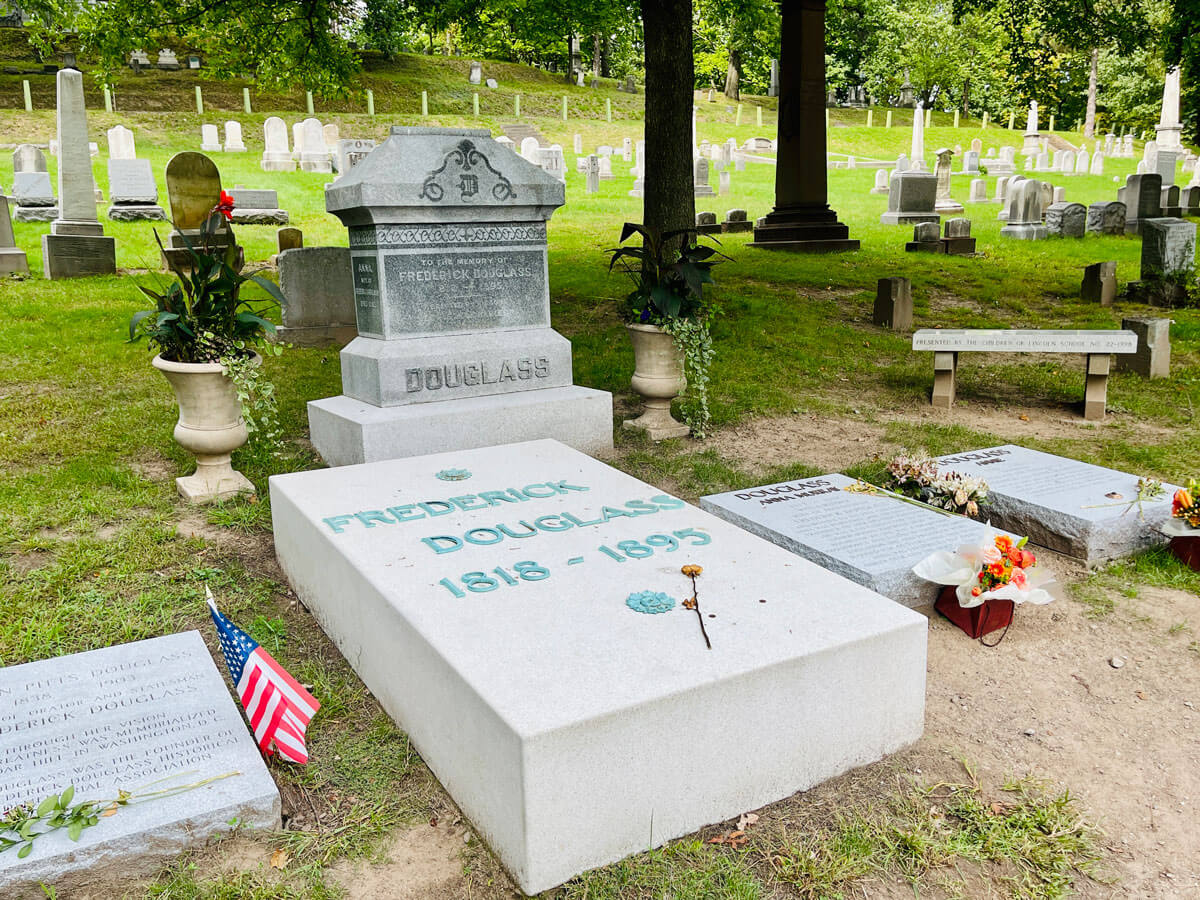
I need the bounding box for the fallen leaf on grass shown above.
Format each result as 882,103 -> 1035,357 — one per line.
707,829 -> 748,848
269,849 -> 288,869
737,812 -> 759,830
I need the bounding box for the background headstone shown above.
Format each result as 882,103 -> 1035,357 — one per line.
0,196 -> 29,275
277,246 -> 356,347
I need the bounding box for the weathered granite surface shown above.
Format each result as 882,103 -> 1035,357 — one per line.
0,632 -> 280,898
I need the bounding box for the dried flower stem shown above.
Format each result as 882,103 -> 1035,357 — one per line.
686,573 -> 712,650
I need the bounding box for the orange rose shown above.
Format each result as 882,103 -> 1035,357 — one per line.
1019,549 -> 1036,569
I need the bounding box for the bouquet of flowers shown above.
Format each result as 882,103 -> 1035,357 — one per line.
884,454 -> 989,518
913,534 -> 1058,608
1165,479 -> 1200,536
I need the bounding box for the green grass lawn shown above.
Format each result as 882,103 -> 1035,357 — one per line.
1,62 -> 1198,897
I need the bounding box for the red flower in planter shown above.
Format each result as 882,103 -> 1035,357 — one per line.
215,190 -> 235,221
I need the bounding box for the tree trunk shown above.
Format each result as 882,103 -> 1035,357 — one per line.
601,35 -> 611,78
961,77 -> 970,117
724,46 -> 741,100
641,0 -> 695,250
1084,46 -> 1098,138
593,34 -> 602,77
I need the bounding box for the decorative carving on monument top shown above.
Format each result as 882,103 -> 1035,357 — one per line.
420,140 -> 516,203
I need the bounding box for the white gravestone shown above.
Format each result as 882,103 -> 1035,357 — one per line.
271,439 -> 927,896
931,445 -> 1176,565
584,154 -> 599,194
298,118 -> 332,173
702,474 -> 1016,607
223,121 -> 246,152
336,138 -> 376,176
200,124 -> 221,152
0,632 -> 280,897
261,117 -> 295,172
313,127 -> 613,464
106,125 -> 136,160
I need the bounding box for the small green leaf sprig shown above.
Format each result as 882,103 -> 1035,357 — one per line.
0,771 -> 240,859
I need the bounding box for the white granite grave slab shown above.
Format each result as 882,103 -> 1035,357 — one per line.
701,474 -> 1015,607
271,440 -> 926,894
931,445 -> 1176,564
0,632 -> 280,898
913,329 -> 1136,354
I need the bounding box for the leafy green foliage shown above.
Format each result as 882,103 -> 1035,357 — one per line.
606,222 -> 726,324
129,214 -> 281,365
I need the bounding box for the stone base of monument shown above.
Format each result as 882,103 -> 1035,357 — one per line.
14,205 -> 58,223
0,247 -> 29,275
41,233 -> 116,279
0,632 -> 280,898
999,222 -> 1048,240
275,323 -> 359,348
107,203 -> 168,221
270,439 -> 927,894
749,208 -> 861,253
261,155 -> 297,173
230,208 -> 289,225
308,387 -> 614,466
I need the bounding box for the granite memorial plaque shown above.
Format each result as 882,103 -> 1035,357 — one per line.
702,473 -> 1014,607
931,445 -> 1176,564
271,439 -> 926,895
311,127 -> 612,464
0,632 -> 280,897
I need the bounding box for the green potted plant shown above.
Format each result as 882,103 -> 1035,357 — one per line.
606,223 -> 725,439
128,191 -> 285,503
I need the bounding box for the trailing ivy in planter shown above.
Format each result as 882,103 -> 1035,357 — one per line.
606,222 -> 727,439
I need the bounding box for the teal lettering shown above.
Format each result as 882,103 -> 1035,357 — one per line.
479,490 -> 517,506
450,495 -> 487,512
323,515 -> 355,534
561,512 -> 605,528
507,488 -> 531,502
464,527 -> 503,545
385,505 -> 425,523
497,521 -> 537,539
600,506 -> 634,522
534,514 -> 573,532
622,499 -> 660,515
422,535 -> 463,554
354,510 -> 394,528
419,500 -> 455,517
651,494 -> 686,510
550,480 -> 590,494
521,483 -> 556,499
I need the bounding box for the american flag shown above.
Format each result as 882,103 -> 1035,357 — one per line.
207,587 -> 319,764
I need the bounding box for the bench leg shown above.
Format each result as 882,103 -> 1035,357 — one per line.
932,352 -> 957,409
1084,353 -> 1110,421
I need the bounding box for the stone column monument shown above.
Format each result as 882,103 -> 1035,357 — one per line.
309,126 -> 613,466
749,0 -> 858,252
42,68 -> 116,279
1156,66 -> 1183,152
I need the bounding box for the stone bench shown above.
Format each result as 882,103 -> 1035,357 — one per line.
912,329 -> 1138,420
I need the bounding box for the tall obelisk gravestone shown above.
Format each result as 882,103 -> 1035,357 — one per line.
43,68 -> 116,279
310,126 -> 613,466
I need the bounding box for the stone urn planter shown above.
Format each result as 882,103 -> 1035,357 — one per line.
623,323 -> 689,441
152,354 -> 257,503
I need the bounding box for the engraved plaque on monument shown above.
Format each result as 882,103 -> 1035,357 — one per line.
0,632 -> 279,897
311,127 -> 613,466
